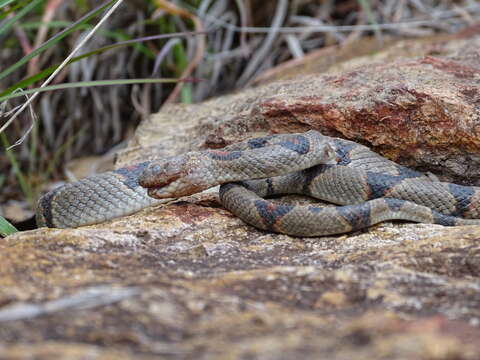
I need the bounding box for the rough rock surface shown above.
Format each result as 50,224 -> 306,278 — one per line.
126,26 -> 480,184
3,27 -> 480,359
2,208 -> 480,359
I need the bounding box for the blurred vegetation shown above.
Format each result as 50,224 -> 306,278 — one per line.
1,0 -> 479,233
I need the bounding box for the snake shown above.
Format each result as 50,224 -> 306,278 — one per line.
36,130 -> 480,236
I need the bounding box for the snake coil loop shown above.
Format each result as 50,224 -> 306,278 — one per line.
37,131 -> 480,236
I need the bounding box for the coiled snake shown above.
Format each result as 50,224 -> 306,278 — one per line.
36,130 -> 480,236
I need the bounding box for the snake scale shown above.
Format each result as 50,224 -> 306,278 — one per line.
36,130 -> 480,236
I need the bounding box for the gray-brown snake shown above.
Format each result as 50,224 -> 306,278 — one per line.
36,130 -> 480,236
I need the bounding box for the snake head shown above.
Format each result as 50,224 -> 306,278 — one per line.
138,153 -> 206,199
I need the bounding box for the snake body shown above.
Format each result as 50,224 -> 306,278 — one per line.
36,131 -> 480,236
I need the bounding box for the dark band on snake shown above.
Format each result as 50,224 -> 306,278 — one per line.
36,130 -> 480,236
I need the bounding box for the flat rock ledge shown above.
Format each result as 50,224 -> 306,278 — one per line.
3,203 -> 480,359
4,27 -> 480,359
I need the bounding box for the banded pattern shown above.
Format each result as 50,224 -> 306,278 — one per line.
219,184 -> 478,237
219,166 -> 480,237
36,130 -> 480,236
36,162 -> 161,228
138,132 -> 335,199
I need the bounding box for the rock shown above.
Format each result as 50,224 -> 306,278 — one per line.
2,211 -> 480,358
4,27 -> 480,358
128,27 -> 480,184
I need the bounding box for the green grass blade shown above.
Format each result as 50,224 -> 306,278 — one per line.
0,0 -> 44,37
1,133 -> 33,203
18,22 -> 154,57
173,39 -> 192,103
0,1 -> 33,21
0,31 -> 204,97
0,0 -> 19,9
0,78 -> 193,102
0,0 -> 117,82
0,216 -> 18,237
357,0 -> 381,37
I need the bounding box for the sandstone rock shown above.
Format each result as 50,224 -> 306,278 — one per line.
4,27 -> 480,359
128,27 -> 480,184
2,208 -> 480,358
